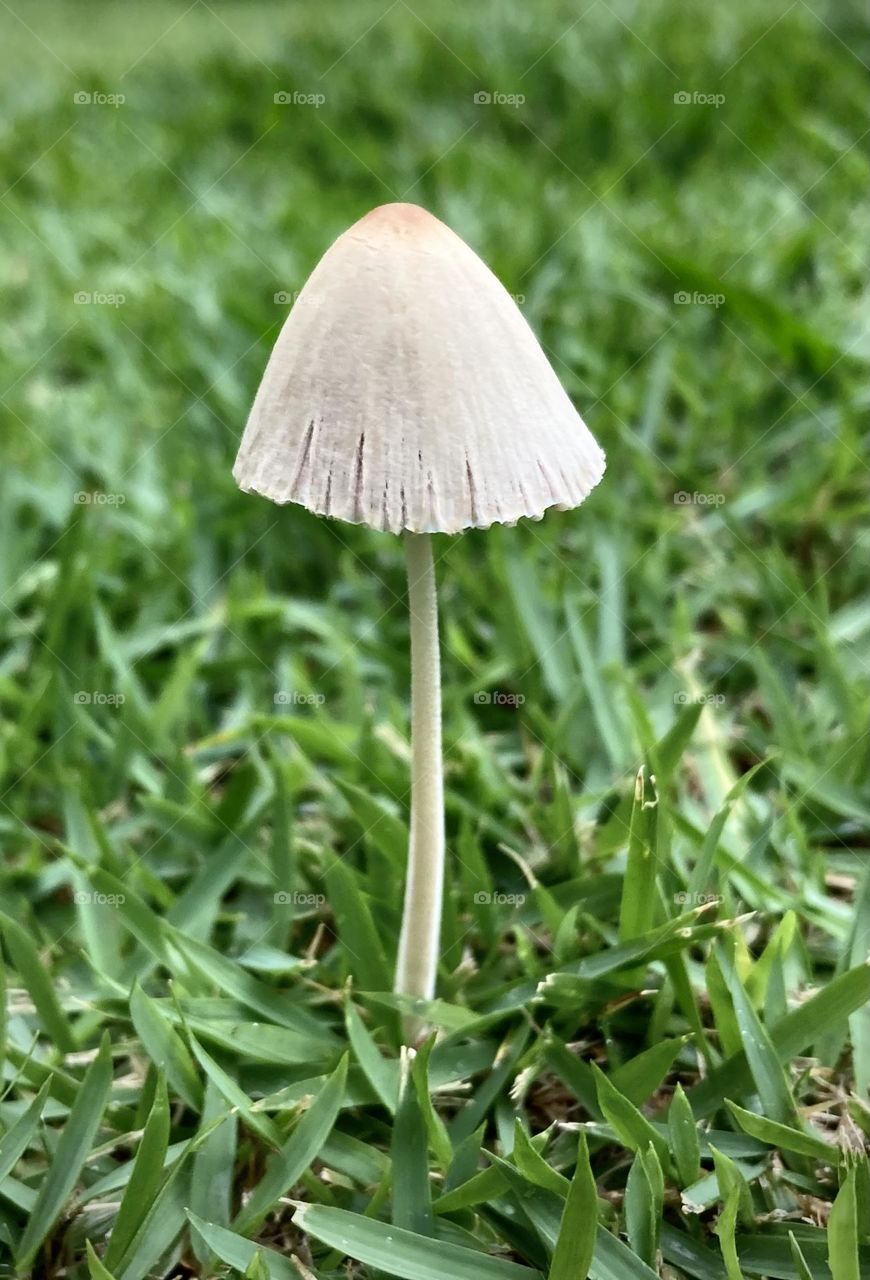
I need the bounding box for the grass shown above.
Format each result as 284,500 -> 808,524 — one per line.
0,0 -> 868,1276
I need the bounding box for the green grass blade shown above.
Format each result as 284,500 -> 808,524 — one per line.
346,1000 -> 399,1112
16,1034 -> 113,1269
828,1165 -> 859,1280
392,1048 -> 434,1235
624,1146 -> 657,1271
87,1240 -> 120,1280
788,1231 -> 815,1280
188,1030 -> 283,1148
0,913 -> 76,1053
691,963 -> 870,1118
715,1186 -> 746,1280
129,983 -> 202,1112
592,1064 -> 671,1171
725,1100 -> 841,1163
564,596 -> 629,769
718,944 -> 801,1127
668,1083 -> 701,1188
410,1035 -> 453,1171
292,1201 -> 543,1279
611,1037 -> 687,1106
547,1133 -> 596,1280
323,857 -> 391,992
513,1121 -> 569,1197
0,1079 -> 50,1184
104,1073 -> 170,1270
686,760 -> 769,900
166,929 -> 311,1029
190,1076 -> 237,1266
113,1159 -> 191,1280
234,1052 -> 348,1235
186,1213 -> 302,1279
618,767 -> 659,941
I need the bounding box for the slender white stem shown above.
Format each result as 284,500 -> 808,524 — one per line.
394,532 -> 444,1020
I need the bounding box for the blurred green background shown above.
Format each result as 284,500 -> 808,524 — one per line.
0,2 -> 868,1273
1,0 -> 866,852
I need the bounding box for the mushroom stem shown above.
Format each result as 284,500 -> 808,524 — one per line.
394,532 -> 444,1028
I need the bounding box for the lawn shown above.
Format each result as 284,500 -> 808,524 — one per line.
0,1 -> 868,1277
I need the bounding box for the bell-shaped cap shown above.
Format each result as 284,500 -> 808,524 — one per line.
234,203 -> 605,534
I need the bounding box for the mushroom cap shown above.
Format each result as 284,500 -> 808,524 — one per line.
234,203 -> 605,534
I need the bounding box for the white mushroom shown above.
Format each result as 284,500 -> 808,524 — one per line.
234,202 -> 605,1034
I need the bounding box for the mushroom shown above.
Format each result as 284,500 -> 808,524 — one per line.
233,202 -> 605,1031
